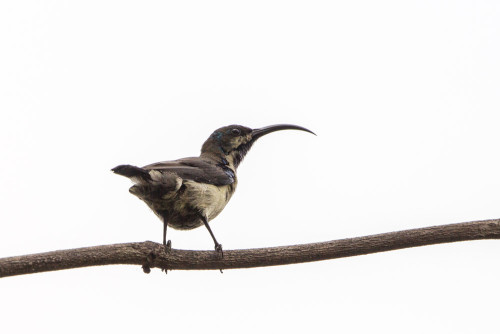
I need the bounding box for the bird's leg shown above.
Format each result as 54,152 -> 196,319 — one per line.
201,215 -> 223,259
159,215 -> 172,275
162,216 -> 172,253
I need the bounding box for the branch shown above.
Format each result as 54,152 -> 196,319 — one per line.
1,218 -> 499,278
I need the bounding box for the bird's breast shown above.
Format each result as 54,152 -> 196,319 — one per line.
179,180 -> 237,221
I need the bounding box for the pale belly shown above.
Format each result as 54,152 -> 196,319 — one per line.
131,169 -> 238,230
180,180 -> 235,221
157,180 -> 237,230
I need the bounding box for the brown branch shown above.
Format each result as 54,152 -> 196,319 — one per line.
1,218 -> 499,278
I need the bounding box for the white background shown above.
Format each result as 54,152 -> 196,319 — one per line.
1,1 -> 499,333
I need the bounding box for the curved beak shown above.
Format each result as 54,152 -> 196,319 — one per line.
251,124 -> 316,141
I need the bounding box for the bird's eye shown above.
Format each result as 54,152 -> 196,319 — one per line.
231,128 -> 241,136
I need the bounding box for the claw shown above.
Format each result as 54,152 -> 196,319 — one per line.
158,240 -> 171,274
215,243 -> 223,259
165,239 -> 172,253
215,243 -> 224,273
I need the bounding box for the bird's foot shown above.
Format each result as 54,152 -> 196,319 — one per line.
164,239 -> 172,253
215,243 -> 224,273
215,243 -> 223,259
157,240 -> 172,275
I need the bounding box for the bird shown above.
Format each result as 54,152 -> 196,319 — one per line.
112,124 -> 315,256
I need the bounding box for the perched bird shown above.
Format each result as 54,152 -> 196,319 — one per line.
112,124 -> 314,255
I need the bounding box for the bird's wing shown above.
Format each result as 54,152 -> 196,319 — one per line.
142,158 -> 235,186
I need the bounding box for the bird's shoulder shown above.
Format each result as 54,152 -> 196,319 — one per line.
142,157 -> 235,186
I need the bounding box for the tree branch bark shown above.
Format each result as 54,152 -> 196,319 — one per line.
1,218 -> 499,278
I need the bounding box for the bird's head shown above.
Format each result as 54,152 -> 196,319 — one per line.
201,124 -> 315,168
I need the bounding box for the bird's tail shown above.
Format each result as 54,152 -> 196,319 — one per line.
112,164 -> 180,201
111,164 -> 152,182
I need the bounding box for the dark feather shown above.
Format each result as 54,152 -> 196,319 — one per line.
111,164 -> 152,181
142,157 -> 235,186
